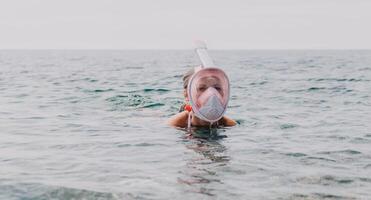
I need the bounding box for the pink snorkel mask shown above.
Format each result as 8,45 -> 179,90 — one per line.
187,41 -> 230,124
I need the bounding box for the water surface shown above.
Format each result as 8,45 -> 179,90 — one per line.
0,50 -> 370,199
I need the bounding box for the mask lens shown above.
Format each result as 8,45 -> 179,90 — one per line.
188,68 -> 230,122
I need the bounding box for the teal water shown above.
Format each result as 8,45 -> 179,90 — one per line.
0,50 -> 370,199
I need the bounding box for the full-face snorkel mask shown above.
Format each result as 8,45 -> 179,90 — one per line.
187,41 -> 230,124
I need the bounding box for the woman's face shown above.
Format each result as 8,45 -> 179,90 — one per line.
184,76 -> 223,103
196,76 -> 224,99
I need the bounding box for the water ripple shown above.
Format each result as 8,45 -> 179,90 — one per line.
1,50 -> 371,199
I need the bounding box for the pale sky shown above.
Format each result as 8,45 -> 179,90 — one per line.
1,0 -> 371,49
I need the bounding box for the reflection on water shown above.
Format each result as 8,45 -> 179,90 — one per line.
177,128 -> 229,197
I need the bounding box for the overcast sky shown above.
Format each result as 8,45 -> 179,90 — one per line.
1,0 -> 371,49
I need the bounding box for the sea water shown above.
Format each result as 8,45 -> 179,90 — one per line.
0,50 -> 370,199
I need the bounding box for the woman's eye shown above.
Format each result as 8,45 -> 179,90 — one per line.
198,87 -> 206,91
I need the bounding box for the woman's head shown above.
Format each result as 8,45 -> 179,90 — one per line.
184,67 -> 230,123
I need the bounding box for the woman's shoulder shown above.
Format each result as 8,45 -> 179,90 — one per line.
167,111 -> 189,128
168,112 -> 236,128
220,116 -> 237,126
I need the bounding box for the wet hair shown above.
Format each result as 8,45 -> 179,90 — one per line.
182,68 -> 195,89
179,68 -> 195,112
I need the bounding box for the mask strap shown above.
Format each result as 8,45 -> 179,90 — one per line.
187,111 -> 192,131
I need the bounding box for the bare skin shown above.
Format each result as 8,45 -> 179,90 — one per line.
167,110 -> 237,128
167,86 -> 237,128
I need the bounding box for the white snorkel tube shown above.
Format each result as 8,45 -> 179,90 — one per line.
187,41 -> 230,128
194,40 -> 215,68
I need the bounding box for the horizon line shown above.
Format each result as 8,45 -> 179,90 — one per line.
1,48 -> 371,51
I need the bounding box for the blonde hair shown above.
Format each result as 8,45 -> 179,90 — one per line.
182,68 -> 195,89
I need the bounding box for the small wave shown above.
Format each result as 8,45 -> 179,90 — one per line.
296,175 -> 354,185
85,88 -> 114,93
306,156 -> 337,162
140,103 -> 165,108
284,86 -> 353,94
318,149 -> 362,155
106,94 -> 143,107
82,77 -> 98,82
350,137 -> 370,144
124,66 -> 143,69
27,116 -> 45,120
280,123 -> 298,129
134,142 -> 166,147
234,119 -> 245,125
359,177 -> 371,182
113,142 -> 166,147
143,88 -> 170,92
307,78 -> 369,82
106,94 -> 163,110
249,81 -> 268,85
0,183 -> 124,200
15,93 -> 29,98
312,193 -> 355,200
307,87 -> 326,91
68,56 -> 87,61
285,152 -> 307,157
327,135 -> 349,140
290,193 -> 356,200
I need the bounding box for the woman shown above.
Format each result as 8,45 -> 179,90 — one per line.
168,67 -> 236,128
